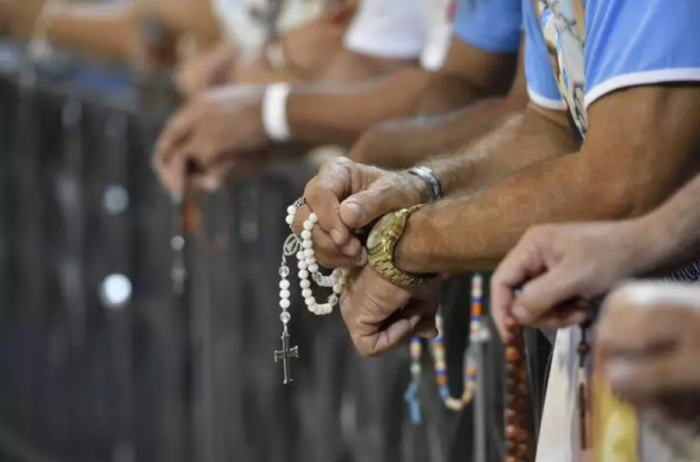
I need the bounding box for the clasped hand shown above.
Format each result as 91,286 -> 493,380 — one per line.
291,157 -> 436,356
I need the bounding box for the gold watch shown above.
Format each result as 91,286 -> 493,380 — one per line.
366,204 -> 436,289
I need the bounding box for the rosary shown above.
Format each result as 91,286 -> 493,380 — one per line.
404,273 -> 490,424
504,314 -> 533,462
275,198 -> 349,384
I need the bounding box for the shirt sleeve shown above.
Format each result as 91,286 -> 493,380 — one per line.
452,0 -> 522,53
523,0 -> 567,110
584,0 -> 700,109
343,0 -> 428,59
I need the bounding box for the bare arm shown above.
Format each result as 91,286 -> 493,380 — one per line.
415,35 -> 518,115
637,172 -> 700,273
394,85 -> 700,273
8,0 -> 218,63
351,39 -> 527,168
286,40 -> 518,146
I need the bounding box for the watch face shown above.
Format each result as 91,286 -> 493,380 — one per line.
367,213 -> 394,251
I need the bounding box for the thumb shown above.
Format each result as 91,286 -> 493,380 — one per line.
339,183 -> 407,229
512,263 -> 583,325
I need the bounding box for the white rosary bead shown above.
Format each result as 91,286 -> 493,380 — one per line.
279,280 -> 290,290
308,263 -> 319,273
301,230 -> 311,239
304,249 -> 315,258
280,289 -> 290,300
298,270 -> 309,279
296,251 -> 304,260
303,221 -> 314,231
298,260 -> 307,270
302,288 -> 312,298
302,240 -> 313,249
333,284 -> 343,294
300,279 -> 311,289
285,215 -> 294,225
287,205 -> 296,215
309,213 -> 318,223
280,299 -> 290,309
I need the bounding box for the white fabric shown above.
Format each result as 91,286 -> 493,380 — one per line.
419,0 -> 453,71
535,328 -> 578,462
213,0 -> 327,49
344,0 -> 452,65
344,0 -> 427,59
262,83 -> 292,142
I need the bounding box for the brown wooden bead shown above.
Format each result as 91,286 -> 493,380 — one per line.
506,425 -> 518,439
506,457 -> 518,462
517,382 -> 529,396
516,443 -> 529,458
505,347 -> 521,363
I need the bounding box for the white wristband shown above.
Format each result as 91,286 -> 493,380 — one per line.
262,83 -> 292,143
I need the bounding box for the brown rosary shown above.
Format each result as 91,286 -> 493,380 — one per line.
504,315 -> 533,462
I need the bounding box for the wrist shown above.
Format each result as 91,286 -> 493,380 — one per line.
393,207 -> 430,274
399,169 -> 435,206
626,215 -> 676,275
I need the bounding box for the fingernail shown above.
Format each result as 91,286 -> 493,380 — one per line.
330,229 -> 343,245
341,239 -> 360,258
355,248 -> 368,266
341,201 -> 363,224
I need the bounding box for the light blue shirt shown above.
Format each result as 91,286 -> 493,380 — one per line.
453,0 -> 522,53
525,0 -> 700,135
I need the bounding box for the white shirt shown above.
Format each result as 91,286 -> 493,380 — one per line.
343,0 -> 453,70
212,0 -> 328,49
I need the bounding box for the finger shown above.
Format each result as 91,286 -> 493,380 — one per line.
339,180 -> 410,229
371,314 -> 423,356
606,353 -> 698,406
491,241 -> 547,340
512,263 -> 586,326
154,150 -> 187,197
156,107 -> 197,165
597,292 -> 687,359
293,204 -> 363,267
535,308 -> 589,330
414,315 -> 439,339
305,159 -> 356,246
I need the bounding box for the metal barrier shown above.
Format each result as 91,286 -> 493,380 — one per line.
0,45 -> 475,462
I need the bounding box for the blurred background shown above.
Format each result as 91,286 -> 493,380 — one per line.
0,1 -> 481,461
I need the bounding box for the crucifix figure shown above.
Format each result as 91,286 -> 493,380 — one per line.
274,330 -> 299,384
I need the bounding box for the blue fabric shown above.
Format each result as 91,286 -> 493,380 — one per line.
523,0 -> 565,107
584,0 -> 700,103
524,0 -> 700,116
453,0 -> 522,53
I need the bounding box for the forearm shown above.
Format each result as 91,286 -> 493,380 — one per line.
396,150 -> 644,274
287,68 -> 431,145
420,104 -> 576,196
636,173 -> 700,273
44,5 -> 135,60
354,97 -> 524,169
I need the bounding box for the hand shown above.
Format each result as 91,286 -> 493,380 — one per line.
490,220 -> 657,339
292,157 -> 431,268
177,42 -> 239,95
154,85 -> 269,196
597,281 -> 700,416
340,265 -> 440,357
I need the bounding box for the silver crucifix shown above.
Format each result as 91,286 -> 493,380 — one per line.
274,330 -> 299,384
